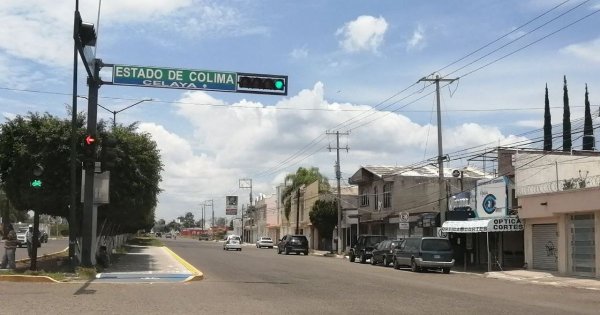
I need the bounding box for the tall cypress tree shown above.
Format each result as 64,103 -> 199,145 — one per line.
582,84 -> 595,150
562,75 -> 572,151
543,83 -> 552,151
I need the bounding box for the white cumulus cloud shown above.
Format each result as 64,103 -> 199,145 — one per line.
407,25 -> 426,52
336,15 -> 388,53
562,38 -> 600,63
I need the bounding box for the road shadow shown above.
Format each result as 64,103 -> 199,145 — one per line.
100,245 -> 162,273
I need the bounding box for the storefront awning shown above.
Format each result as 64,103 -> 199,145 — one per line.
441,216 -> 523,233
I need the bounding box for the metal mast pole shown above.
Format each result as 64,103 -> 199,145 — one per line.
69,0 -> 80,264
418,75 -> 457,227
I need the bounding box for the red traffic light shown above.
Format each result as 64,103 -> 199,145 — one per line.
85,135 -> 96,145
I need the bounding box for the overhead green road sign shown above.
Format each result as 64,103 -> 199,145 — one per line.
111,64 -> 237,92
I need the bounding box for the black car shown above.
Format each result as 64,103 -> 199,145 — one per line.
348,235 -> 388,264
393,237 -> 454,273
371,239 -> 403,267
277,234 -> 309,255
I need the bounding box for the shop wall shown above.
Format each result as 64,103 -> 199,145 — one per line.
519,189 -> 600,219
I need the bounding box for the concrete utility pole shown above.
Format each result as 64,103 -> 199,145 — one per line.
327,130 -> 349,255
239,179 -> 253,243
418,75 -> 458,227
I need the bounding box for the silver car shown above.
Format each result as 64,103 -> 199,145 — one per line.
256,237 -> 274,249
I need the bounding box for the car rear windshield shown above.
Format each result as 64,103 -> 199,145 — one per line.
291,236 -> 307,243
421,239 -> 451,251
366,236 -> 387,246
261,238 -> 272,241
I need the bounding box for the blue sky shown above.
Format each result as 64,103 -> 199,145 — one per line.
1,0 -> 600,222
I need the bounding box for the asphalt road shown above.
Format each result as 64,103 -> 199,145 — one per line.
13,238 -> 68,261
3,237 -> 599,315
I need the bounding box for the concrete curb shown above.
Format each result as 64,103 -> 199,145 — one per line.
162,246 -> 204,282
0,247 -> 69,283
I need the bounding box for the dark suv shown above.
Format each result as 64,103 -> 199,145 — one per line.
348,235 -> 388,264
277,234 -> 309,255
392,237 -> 454,273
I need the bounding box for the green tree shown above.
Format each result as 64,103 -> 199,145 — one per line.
309,199 -> 338,242
0,113 -> 163,233
563,75 -> 572,151
543,84 -> 552,151
583,84 -> 594,150
281,167 -> 330,221
179,212 -> 195,228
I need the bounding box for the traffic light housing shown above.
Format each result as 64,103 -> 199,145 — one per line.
83,134 -> 98,162
74,11 -> 97,47
31,164 -> 44,188
100,136 -> 118,171
236,73 -> 287,96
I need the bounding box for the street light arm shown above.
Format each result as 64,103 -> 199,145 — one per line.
77,95 -> 113,115
115,98 -> 153,114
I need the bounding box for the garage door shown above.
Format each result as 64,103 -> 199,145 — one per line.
532,224 -> 558,271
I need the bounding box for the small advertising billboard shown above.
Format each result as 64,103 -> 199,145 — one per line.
226,196 -> 238,215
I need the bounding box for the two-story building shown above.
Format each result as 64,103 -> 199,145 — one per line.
515,150 -> 600,277
348,165 -> 488,239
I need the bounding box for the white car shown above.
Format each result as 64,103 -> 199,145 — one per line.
224,239 -> 242,251
256,237 -> 274,248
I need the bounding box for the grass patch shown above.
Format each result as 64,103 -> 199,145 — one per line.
76,267 -> 97,280
127,237 -> 164,247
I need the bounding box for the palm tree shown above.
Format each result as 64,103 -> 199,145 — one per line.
281,167 -> 330,232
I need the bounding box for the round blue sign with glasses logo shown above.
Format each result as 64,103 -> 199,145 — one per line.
482,194 -> 496,214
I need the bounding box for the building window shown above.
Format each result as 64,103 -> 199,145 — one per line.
383,183 -> 392,208
374,186 -> 379,210
360,187 -> 369,207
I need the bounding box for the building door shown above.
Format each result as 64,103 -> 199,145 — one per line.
532,224 -> 558,271
570,214 -> 596,275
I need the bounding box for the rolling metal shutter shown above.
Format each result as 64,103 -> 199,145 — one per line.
532,224 -> 558,271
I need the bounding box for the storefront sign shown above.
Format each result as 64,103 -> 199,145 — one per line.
475,176 -> 509,218
490,217 -> 523,232
441,216 -> 523,233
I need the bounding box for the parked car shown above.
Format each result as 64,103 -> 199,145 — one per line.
392,237 -> 454,274
256,236 -> 274,248
165,233 -> 172,239
371,239 -> 404,267
224,238 -> 242,251
277,234 -> 309,255
348,235 -> 388,264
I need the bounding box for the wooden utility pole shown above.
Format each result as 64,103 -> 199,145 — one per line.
418,75 -> 457,227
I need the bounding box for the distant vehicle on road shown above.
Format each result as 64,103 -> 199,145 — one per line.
16,228 -> 28,247
256,236 -> 274,248
224,239 -> 242,251
165,233 -> 172,239
277,234 -> 308,255
348,235 -> 388,264
39,230 -> 49,243
155,232 -> 162,238
371,239 -> 403,267
198,234 -> 210,241
393,237 -> 454,274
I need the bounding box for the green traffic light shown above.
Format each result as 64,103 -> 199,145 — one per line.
274,80 -> 284,90
31,179 -> 42,188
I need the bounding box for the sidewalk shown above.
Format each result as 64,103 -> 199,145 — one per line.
483,269 -> 600,291
95,245 -> 202,283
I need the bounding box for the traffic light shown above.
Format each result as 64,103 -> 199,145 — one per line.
31,164 -> 44,188
74,11 -> 97,47
236,73 -> 287,96
100,136 -> 118,171
83,134 -> 98,162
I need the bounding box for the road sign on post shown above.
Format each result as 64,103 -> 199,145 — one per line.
108,64 -> 288,96
111,64 -> 238,92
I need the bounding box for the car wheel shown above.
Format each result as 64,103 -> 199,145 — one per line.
442,268 -> 451,274
411,259 -> 420,272
239,248 -> 242,251
269,247 -> 273,249
359,252 -> 366,264
370,256 -> 376,265
304,250 -> 309,256
383,256 -> 389,267
393,258 -> 400,270
349,253 -> 355,262
285,247 -> 290,255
